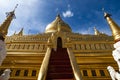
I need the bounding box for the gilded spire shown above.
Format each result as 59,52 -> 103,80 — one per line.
56,14 -> 61,21
0,4 -> 18,38
18,28 -> 23,36
104,12 -> 120,42
57,20 -> 61,32
94,27 -> 100,35
13,31 -> 16,35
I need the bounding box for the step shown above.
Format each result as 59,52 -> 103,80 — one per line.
49,61 -> 71,65
49,79 -> 74,80
50,56 -> 69,59
50,58 -> 70,61
47,73 -> 74,79
52,49 -> 67,52
51,52 -> 68,55
48,65 -> 72,69
48,64 -> 72,68
48,65 -> 72,68
47,48 -> 74,79
51,51 -> 67,54
49,60 -> 70,63
47,67 -> 73,73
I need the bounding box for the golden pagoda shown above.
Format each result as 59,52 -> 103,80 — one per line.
0,8 -> 118,80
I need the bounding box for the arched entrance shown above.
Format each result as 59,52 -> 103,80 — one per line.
57,37 -> 62,48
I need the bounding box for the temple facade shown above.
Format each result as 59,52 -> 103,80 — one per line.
0,8 -> 119,80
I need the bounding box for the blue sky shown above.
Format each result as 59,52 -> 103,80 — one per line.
0,0 -> 120,36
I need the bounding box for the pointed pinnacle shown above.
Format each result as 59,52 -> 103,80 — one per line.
13,4 -> 18,12
104,12 -> 111,19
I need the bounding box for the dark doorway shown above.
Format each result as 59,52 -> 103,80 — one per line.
57,37 -> 62,48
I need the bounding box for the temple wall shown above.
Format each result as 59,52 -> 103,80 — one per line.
0,33 -> 116,80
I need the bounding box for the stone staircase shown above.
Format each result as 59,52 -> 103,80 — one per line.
46,48 -> 74,80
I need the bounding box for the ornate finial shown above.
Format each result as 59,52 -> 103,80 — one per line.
57,13 -> 60,18
0,4 -> 18,39
102,8 -> 112,19
104,11 -> 120,42
13,4 -> 18,12
18,28 -> 23,36
55,14 -> 61,22
104,12 -> 111,19
56,8 -> 60,16
94,27 -> 100,35
6,4 -> 18,18
94,26 -> 107,36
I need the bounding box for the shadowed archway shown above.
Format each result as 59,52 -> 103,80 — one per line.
57,37 -> 62,48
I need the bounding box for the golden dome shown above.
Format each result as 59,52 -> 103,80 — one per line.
45,14 -> 72,33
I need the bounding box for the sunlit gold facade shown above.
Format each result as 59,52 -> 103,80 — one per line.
0,13 -> 118,80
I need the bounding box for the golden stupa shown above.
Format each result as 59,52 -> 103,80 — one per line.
45,14 -> 72,33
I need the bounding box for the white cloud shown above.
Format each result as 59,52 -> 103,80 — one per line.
63,10 -> 74,18
0,0 -> 45,36
62,4 -> 74,18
